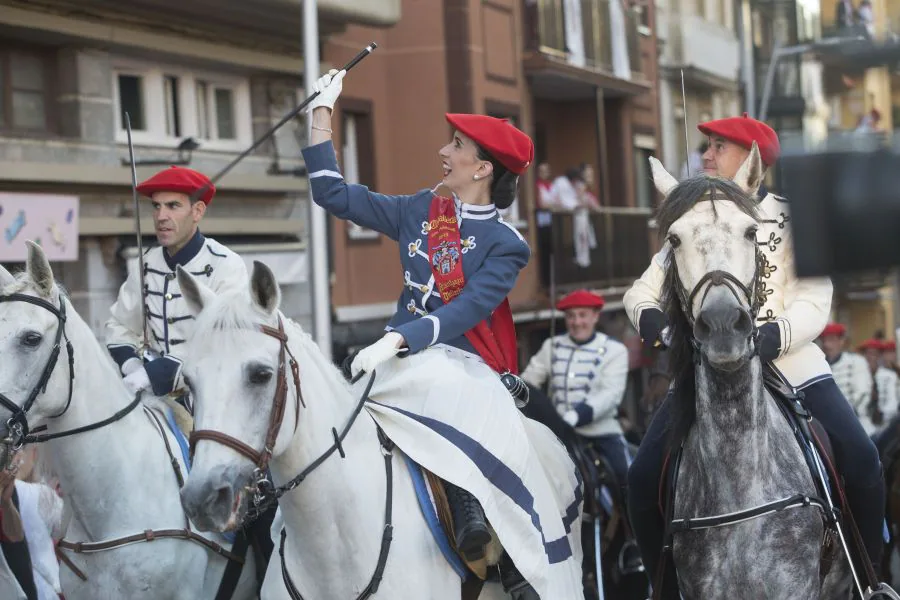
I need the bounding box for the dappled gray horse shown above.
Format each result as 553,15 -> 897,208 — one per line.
649,146 -> 850,599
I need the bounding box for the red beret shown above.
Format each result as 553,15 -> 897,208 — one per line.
858,339 -> 884,352
556,289 -> 605,311
136,166 -> 215,205
821,323 -> 847,338
698,113 -> 781,167
445,114 -> 534,175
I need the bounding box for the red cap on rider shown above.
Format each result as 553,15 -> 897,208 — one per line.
445,114 -> 534,175
556,289 -> 605,311
698,113 -> 781,167
820,323 -> 847,338
858,339 -> 884,352
137,166 -> 215,205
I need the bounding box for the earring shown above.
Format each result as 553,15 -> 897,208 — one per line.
473,175 -> 479,180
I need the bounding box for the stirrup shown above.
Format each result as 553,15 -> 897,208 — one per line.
617,539 -> 645,575
865,583 -> 900,600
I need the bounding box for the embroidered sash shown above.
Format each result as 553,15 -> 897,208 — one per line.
426,195 -> 519,374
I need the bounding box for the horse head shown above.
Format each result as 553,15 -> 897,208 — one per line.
653,143 -> 764,372
177,261 -> 304,532
0,242 -> 74,448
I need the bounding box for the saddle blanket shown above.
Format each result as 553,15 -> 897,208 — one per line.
404,456 -> 469,579
362,345 -> 585,600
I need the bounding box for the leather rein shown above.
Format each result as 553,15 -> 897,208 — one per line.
187,315 -> 394,599
0,292 -> 242,581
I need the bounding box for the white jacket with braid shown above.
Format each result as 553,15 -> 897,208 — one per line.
521,332 -> 629,437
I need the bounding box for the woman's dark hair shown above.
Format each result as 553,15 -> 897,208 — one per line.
476,146 -> 520,210
565,167 -> 584,183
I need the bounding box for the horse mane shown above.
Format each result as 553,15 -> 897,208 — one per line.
657,175 -> 761,450
189,291 -> 352,400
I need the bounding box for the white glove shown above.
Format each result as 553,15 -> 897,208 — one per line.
123,366 -> 151,395
121,357 -> 143,376
309,69 -> 345,112
562,410 -> 579,427
351,332 -> 405,377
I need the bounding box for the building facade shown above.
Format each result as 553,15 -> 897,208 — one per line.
322,0 -> 661,371
0,0 -> 399,337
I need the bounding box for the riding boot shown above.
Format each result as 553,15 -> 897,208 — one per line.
444,481 -> 492,561
498,550 -> 540,600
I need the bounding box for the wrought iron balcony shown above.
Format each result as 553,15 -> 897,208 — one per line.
535,208 -> 653,290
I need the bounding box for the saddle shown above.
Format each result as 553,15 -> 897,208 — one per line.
654,368 -> 877,599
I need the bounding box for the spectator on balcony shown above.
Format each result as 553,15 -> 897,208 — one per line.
858,0 -> 874,37
536,162 -> 555,210
578,163 -> 602,210
836,0 -> 855,30
855,108 -> 882,134
549,167 -> 584,211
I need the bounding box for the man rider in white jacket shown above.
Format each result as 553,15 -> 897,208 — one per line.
623,114 -> 884,592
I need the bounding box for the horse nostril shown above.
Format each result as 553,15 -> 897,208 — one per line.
734,309 -> 753,335
211,484 -> 233,514
694,312 -> 711,341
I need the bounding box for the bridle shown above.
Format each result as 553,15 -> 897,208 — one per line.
187,315 -> 394,600
0,292 -> 74,450
187,314 -> 380,516
0,292 -> 147,463
189,316 -> 302,499
671,245 -> 766,357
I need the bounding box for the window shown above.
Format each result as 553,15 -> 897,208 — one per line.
196,81 -> 237,141
113,59 -> 251,149
340,103 -> 379,240
117,74 -> 145,131
163,75 -> 181,137
1,50 -> 49,132
634,147 -> 654,209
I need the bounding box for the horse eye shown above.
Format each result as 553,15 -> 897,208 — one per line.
20,332 -> 43,348
248,367 -> 274,386
745,226 -> 758,241
667,234 -> 681,249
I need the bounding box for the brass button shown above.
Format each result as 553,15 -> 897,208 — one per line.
166,273 -> 175,281
165,293 -> 173,301
167,318 -> 175,324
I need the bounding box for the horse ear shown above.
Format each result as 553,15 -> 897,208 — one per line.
250,261 -> 280,316
25,241 -> 55,298
176,266 -> 216,317
734,141 -> 763,196
649,156 -> 678,197
0,263 -> 14,290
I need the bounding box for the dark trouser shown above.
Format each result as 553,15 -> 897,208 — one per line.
627,377 -> 885,595
585,433 -> 632,503
0,489 -> 37,600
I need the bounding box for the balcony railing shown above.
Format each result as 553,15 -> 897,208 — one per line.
525,0 -> 643,74
536,209 -> 653,289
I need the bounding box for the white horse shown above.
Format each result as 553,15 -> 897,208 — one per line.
0,242 -> 257,600
177,260 -> 514,599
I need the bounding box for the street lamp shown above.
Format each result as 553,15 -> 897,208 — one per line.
758,35 -> 866,122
